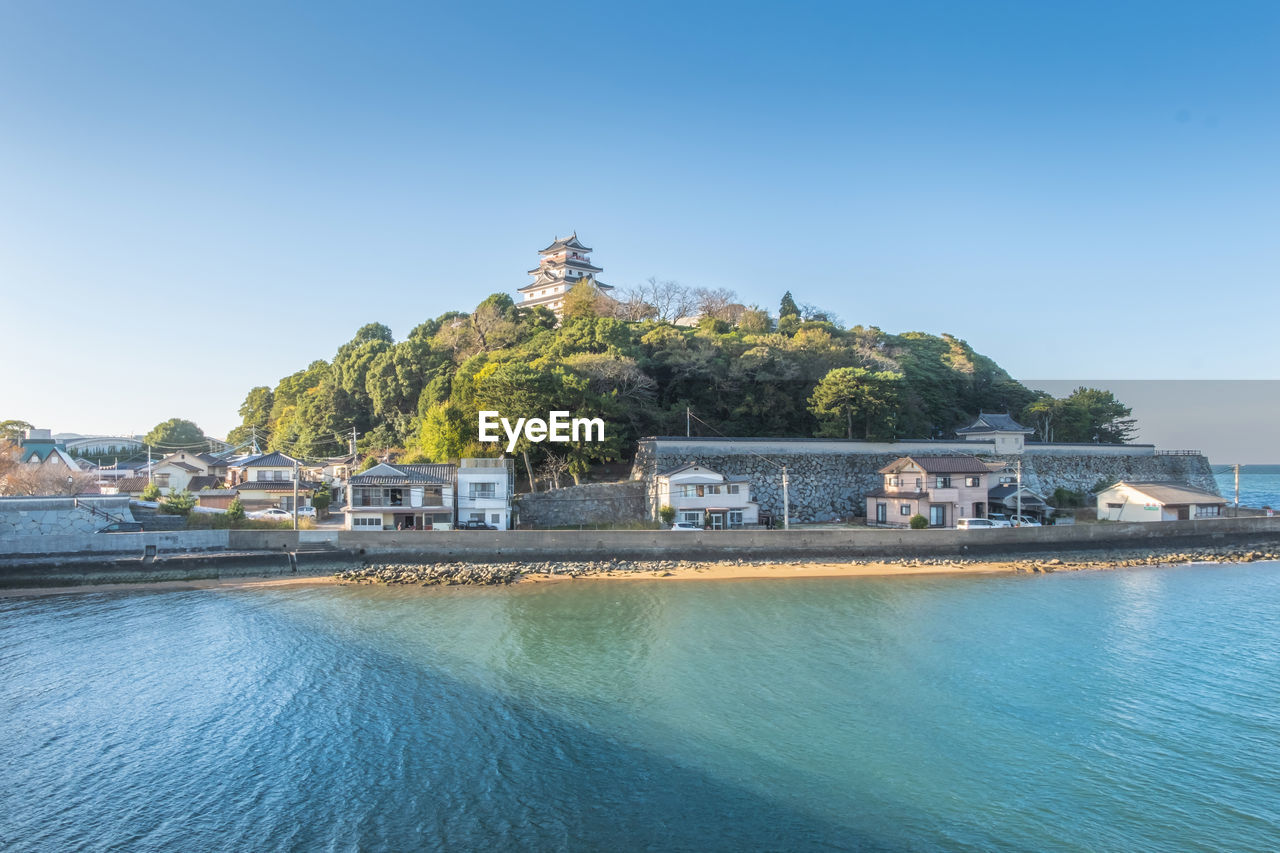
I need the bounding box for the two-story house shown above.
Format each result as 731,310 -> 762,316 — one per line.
228,451 -> 315,512
345,462 -> 456,531
457,457 -> 514,529
653,463 -> 759,529
866,455 -> 992,528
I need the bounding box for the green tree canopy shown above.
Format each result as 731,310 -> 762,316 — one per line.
145,418 -> 206,450
0,419 -> 33,442
808,367 -> 904,439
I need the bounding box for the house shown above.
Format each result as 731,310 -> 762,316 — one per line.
867,455 -> 992,528
1095,482 -> 1226,522
653,463 -> 759,529
516,233 -> 614,318
345,462 -> 456,531
956,413 -> 1035,454
17,429 -> 81,471
987,484 -> 1053,521
457,457 -> 514,529
145,450 -> 228,495
101,477 -> 151,498
226,451 -> 314,511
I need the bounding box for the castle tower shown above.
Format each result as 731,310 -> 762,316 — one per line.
517,233 -> 613,317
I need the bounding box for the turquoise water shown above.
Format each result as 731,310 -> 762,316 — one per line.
3,565 -> 1280,851
1214,464 -> 1280,509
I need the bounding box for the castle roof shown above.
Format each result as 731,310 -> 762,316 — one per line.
539,233 -> 592,254
956,412 -> 1034,435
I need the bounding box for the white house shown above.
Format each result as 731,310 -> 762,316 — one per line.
654,463 -> 759,529
956,413 -> 1035,454
1095,481 -> 1226,522
457,457 -> 514,529
345,462 -> 456,531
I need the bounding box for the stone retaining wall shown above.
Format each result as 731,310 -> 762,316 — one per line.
0,496 -> 135,536
514,481 -> 647,528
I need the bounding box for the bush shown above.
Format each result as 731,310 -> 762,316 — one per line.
1052,487 -> 1086,508
311,487 -> 331,517
225,497 -> 246,523
140,483 -> 161,502
658,505 -> 676,525
909,513 -> 929,529
160,489 -> 196,516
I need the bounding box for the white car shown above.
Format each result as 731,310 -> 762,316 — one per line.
670,521 -> 702,531
957,518 -> 1003,530
295,506 -> 317,519
1011,515 -> 1042,527
249,507 -> 293,521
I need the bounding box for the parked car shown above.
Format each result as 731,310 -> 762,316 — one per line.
295,506 -> 317,519
248,508 -> 293,521
957,518 -> 1002,530
1011,515 -> 1042,527
460,519 -> 497,530
670,521 -> 702,531
96,521 -> 145,533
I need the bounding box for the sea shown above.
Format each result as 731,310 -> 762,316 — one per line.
1214,463 -> 1280,509
3,564 -> 1280,851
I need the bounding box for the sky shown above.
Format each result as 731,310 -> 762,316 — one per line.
1,1 -> 1277,445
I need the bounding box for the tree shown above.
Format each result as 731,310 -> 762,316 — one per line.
538,453 -> 569,490
140,483 -> 162,502
640,277 -> 695,323
144,419 -> 206,451
562,279 -> 611,321
225,497 -> 246,523
808,367 -> 903,439
909,513 -> 929,529
0,419 -> 33,442
310,484 -> 331,517
160,489 -> 196,516
779,291 -> 800,319
659,505 -> 676,526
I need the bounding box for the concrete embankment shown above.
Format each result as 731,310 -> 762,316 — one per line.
2,517 -> 1279,589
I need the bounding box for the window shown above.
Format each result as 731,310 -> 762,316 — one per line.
680,511 -> 702,525
469,482 -> 496,499
935,476 -> 951,488
727,485 -> 740,495
929,505 -> 946,526
915,478 -> 923,490
1106,502 -> 1123,509
965,476 -> 981,487
490,514 -> 500,525
728,510 -> 744,528
154,473 -> 170,487
876,503 -> 887,523
352,516 -> 381,528
706,485 -> 722,495
888,476 -> 900,487
900,505 -> 911,516
1195,505 -> 1221,517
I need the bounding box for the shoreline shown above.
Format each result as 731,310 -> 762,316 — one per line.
4,546 -> 1277,599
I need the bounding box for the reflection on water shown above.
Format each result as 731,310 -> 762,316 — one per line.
3,565 -> 1280,851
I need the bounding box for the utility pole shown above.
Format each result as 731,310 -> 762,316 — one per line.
293,458 -> 300,531
782,465 -> 790,530
1015,457 -> 1023,526
1235,463 -> 1240,517
251,426 -> 259,454
350,426 -> 358,459
147,446 -> 152,483
686,406 -> 691,438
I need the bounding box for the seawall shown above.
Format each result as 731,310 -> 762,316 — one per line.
3,517 -> 1278,588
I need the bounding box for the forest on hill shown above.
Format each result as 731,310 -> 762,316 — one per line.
225,284 -> 1135,482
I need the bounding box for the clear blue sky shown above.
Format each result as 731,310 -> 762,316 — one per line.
1,1 -> 1276,440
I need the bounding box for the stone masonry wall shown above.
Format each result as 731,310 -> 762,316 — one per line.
632,442 -> 1218,523
0,496 -> 136,537
514,480 -> 647,529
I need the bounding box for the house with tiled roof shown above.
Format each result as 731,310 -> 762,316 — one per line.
956,413 -> 1036,454
867,455 -> 993,528
345,462 -> 457,531
653,463 -> 760,529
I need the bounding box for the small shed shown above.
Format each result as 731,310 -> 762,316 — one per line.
1095,481 -> 1226,522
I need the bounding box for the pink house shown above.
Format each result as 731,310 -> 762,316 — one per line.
866,455 -> 993,528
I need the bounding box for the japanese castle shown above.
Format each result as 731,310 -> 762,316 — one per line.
517,233 -> 613,316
